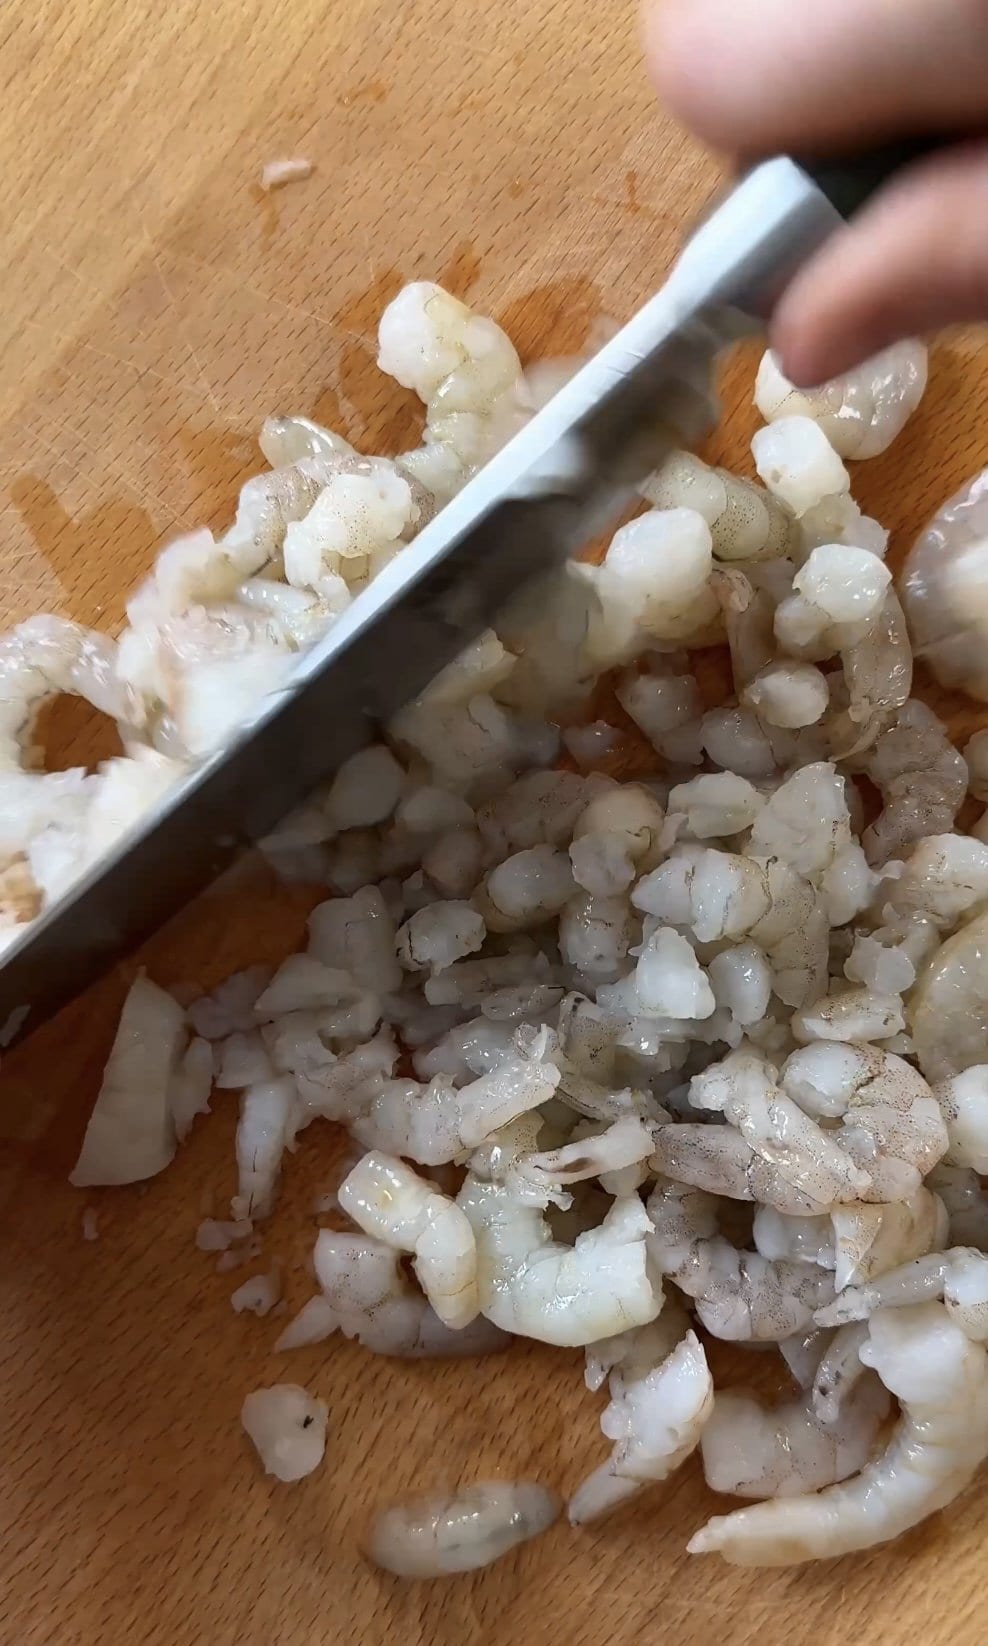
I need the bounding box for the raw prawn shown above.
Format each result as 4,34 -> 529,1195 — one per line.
568,1330 -> 713,1523
338,1151 -> 479,1328
366,1481 -> 559,1577
690,1301 -> 988,1564
457,1176 -> 660,1347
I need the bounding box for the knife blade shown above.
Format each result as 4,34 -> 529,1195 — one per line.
0,156 -> 848,1046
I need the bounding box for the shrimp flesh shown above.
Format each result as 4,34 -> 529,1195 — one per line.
338,1152 -> 479,1328
568,1330 -> 713,1523
646,1178 -> 835,1340
690,1300 -> 988,1564
366,1481 -> 559,1577
348,1027 -> 561,1165
901,466 -> 988,700
641,448 -> 796,562
700,1376 -> 889,1499
780,1043 -> 948,1202
817,1247 -> 988,1342
689,1049 -> 873,1209
313,1231 -> 507,1358
457,1176 -> 660,1346
754,342 -> 927,460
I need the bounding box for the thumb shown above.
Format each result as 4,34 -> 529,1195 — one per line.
772,145 -> 988,385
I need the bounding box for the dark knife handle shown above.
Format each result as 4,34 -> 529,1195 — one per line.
797,134 -> 947,220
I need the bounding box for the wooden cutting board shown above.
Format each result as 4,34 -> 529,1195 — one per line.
2,2 -> 988,1643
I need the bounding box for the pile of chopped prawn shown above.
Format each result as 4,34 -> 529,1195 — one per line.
34,282 -> 988,1575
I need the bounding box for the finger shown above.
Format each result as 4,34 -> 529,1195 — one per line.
770,145 -> 988,385
645,0 -> 988,154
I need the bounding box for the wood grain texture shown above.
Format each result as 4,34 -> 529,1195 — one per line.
2,1 -> 988,1642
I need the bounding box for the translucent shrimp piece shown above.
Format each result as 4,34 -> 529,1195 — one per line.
775,545 -> 891,659
792,989 -> 905,1045
830,1187 -> 948,1293
901,467 -> 988,700
883,835 -> 988,931
797,492 -> 889,561
933,1066 -> 988,1171
241,1384 -> 327,1483
752,1206 -> 835,1270
350,1028 -> 562,1165
636,848 -> 827,1007
742,662 -> 829,730
558,891 -> 635,981
700,1374 -> 889,1500
844,917 -> 939,995
457,1176 -> 659,1346
858,701 -> 968,865
711,566 -> 776,690
282,466 -> 414,589
817,1247 -> 988,1342
649,1120 -> 831,1216
507,1115 -> 656,1198
708,943 -> 772,1030
568,784 -> 665,896
366,1481 -> 559,1577
781,1043 -> 947,1202
751,417 -> 849,517
754,341 -> 927,458
259,414 -> 353,467
313,1231 -> 508,1358
568,1330 -> 714,1523
0,615 -> 133,770
338,1152 -> 479,1328
583,1294 -> 693,1392
308,886 -> 403,992
474,845 -> 575,932
690,1300 -> 988,1564
963,727 -> 988,802
928,1164 -> 988,1250
689,1050 -> 872,1209
832,590 -> 913,759
701,704 -> 778,780
747,763 -> 852,882
615,669 -> 704,765
596,508 -> 719,644
666,772 -> 764,839
378,283 -> 530,499
232,1077 -> 298,1220
396,902 -> 486,974
641,448 -> 796,561
909,908 -> 988,1081
633,927 -> 715,1020
478,769 -> 600,856
810,1321 -> 869,1422
646,1179 -> 835,1341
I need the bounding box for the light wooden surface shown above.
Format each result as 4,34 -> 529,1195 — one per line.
2,1 -> 988,1642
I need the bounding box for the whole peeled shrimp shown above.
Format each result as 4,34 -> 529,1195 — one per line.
568,1329 -> 713,1523
338,1152 -> 479,1328
690,1299 -> 988,1565
456,1176 -> 660,1347
646,1178 -> 836,1341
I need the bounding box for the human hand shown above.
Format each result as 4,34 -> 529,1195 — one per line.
645,0 -> 988,384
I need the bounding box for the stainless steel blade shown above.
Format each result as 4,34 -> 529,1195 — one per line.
0,157 -> 843,1046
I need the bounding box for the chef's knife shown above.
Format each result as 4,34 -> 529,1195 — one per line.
0,144 -> 938,1045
